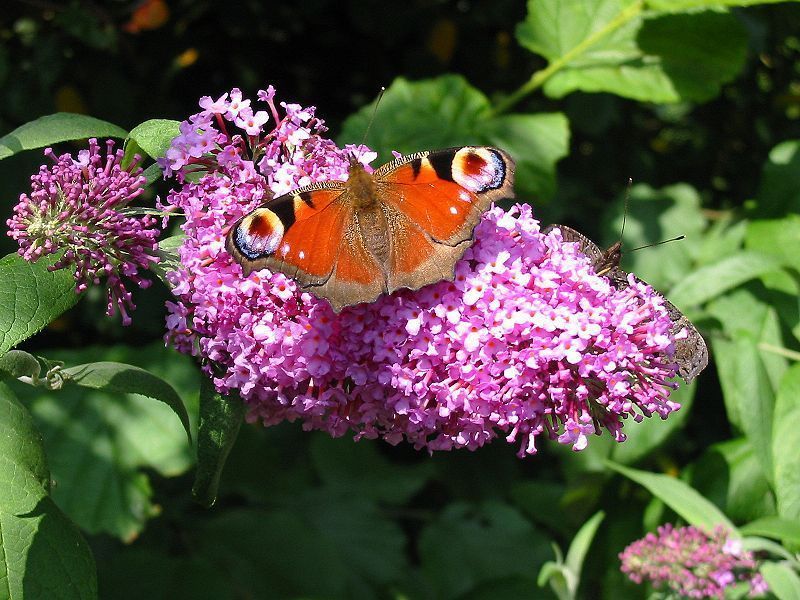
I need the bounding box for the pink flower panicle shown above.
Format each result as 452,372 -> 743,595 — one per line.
7,138 -> 159,325
158,85 -> 374,194
620,524 -> 768,598
162,86 -> 683,456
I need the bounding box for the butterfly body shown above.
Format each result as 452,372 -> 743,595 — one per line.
227,146 -> 515,311
543,224 -> 708,383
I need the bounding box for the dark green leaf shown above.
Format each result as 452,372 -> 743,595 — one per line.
126,119 -> 180,160
611,379 -> 696,465
62,361 -> 191,443
198,494 -> 407,597
0,252 -> 80,355
0,382 -> 97,599
516,1 -> 747,103
690,438 -> 775,524
608,462 -> 737,532
0,113 -> 127,160
0,349 -> 42,380
418,502 -> 551,599
17,344 -> 197,540
193,376 -> 246,507
309,434 -> 433,504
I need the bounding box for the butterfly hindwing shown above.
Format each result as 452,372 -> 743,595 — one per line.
377,146 -> 514,289
543,224 -> 708,383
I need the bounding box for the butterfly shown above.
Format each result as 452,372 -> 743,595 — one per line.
226,146 -> 515,311
542,224 -> 708,383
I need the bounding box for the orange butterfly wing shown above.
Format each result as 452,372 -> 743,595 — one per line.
226,183 -> 386,308
227,147 -> 515,311
375,147 -> 515,291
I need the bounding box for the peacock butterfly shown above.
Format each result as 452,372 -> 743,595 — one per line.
542,224 -> 708,383
226,146 -> 515,311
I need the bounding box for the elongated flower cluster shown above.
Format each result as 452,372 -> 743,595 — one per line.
162,86 -> 682,455
620,524 -> 768,598
7,139 -> 158,325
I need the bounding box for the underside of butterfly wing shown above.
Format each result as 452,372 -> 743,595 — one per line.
544,224 -> 709,383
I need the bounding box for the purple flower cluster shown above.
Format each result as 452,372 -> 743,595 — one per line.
161,86 -> 682,455
620,524 -> 768,598
7,139 -> 158,325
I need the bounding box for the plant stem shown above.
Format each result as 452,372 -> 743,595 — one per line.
491,0 -> 644,116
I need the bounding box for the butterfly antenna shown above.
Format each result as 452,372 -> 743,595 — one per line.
630,235 -> 685,253
620,177 -> 632,241
355,86 -> 385,162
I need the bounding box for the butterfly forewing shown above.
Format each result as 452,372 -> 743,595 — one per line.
544,224 -> 708,383
227,146 -> 514,311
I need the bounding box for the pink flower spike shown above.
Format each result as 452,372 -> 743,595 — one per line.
7,139 -> 159,324
620,524 -> 768,598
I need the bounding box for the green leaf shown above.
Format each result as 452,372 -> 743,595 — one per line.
755,140 -> 800,217
476,112 -> 570,202
340,75 -> 490,160
515,1 -> 748,103
740,517 -> 800,546
151,234 -> 185,287
339,75 -> 569,201
773,365 -> 800,521
142,162 -> 163,185
198,494 -> 407,597
746,216 -> 800,272
0,382 -> 97,599
0,113 -> 127,160
308,434 -> 433,504
563,511 -> 605,595
724,334 -> 775,482
603,183 -> 707,292
0,349 -> 42,380
126,119 -> 180,160
668,251 -> 784,308
62,361 -> 192,443
708,287 -> 787,415
761,562 -> 800,600
192,376 -> 246,508
0,252 -> 81,355
649,0 -> 795,7
17,344 -> 197,541
690,438 -> 775,524
611,381 -> 695,465
607,462 -> 737,532
418,502 -> 550,598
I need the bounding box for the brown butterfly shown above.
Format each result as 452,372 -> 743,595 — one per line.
542,224 -> 708,383
226,146 -> 515,311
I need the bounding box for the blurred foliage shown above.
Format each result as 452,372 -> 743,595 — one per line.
2,0 -> 800,599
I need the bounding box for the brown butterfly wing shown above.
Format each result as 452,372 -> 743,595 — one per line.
544,224 -> 708,383
376,146 -> 515,293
